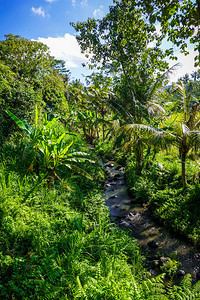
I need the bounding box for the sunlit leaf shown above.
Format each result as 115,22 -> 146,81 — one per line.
64,163 -> 93,180
6,109 -> 31,136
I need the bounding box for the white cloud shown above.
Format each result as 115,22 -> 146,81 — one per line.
37,33 -> 88,68
45,0 -> 57,2
80,0 -> 88,8
72,0 -> 76,6
168,48 -> 198,83
72,0 -> 88,8
93,5 -> 104,18
31,6 -> 46,17
35,33 -> 198,83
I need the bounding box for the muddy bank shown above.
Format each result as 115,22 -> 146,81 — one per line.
104,162 -> 200,283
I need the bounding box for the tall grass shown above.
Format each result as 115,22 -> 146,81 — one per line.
1,138 -> 200,299
126,150 -> 200,246
0,135 -> 144,299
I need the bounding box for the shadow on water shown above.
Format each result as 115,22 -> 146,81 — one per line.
104,161 -> 200,284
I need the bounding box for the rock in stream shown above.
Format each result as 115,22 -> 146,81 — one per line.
104,161 -> 200,284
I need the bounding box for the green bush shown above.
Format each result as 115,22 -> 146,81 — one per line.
125,151 -> 200,246
95,138 -> 115,159
1,136 -> 200,298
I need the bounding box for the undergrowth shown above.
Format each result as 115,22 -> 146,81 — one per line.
125,151 -> 200,246
0,137 -> 200,299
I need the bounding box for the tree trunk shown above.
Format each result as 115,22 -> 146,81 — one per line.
181,152 -> 187,187
95,110 -> 99,139
102,113 -> 105,141
197,0 -> 200,21
136,142 -> 143,175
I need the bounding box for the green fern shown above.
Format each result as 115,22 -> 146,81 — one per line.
167,275 -> 200,300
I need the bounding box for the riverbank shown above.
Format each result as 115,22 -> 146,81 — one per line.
1,136 -> 200,298
0,139 -> 158,299
125,153 -> 200,248
104,161 -> 200,285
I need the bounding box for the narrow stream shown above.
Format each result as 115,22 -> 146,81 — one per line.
104,161 -> 200,283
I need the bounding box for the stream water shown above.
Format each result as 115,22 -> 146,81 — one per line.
104,161 -> 200,284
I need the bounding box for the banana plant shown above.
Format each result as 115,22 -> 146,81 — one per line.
6,106 -> 94,186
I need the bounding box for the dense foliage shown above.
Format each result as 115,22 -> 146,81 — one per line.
0,34 -> 68,140
0,135 -> 143,299
135,0 -> 200,66
1,112 -> 200,299
1,0 -> 200,298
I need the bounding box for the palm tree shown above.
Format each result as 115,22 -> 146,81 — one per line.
85,85 -> 112,140
191,71 -> 199,82
151,82 -> 200,187
109,64 -> 179,173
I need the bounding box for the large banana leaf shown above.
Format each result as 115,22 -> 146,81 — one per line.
6,110 -> 31,136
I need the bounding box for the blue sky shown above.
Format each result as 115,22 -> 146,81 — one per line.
0,0 -> 198,82
0,0 -> 114,80
0,0 -> 113,39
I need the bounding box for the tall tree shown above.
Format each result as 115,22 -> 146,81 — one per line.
110,67 -> 176,172
71,1 -> 168,71
134,0 -> 200,66
71,0 -> 169,121
0,34 -> 53,86
71,1 -> 181,170
0,34 -> 67,137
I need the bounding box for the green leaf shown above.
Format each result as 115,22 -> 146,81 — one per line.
35,104 -> 38,126
59,141 -> 73,158
57,132 -> 65,144
6,109 -> 31,136
66,157 -> 96,164
68,151 -> 90,157
64,163 -> 93,180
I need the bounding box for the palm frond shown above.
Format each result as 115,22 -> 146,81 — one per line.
149,129 -> 175,150
108,96 -> 135,123
118,123 -> 160,137
186,102 -> 200,130
149,63 -> 181,101
147,101 -> 165,116
190,130 -> 200,151
121,140 -> 134,152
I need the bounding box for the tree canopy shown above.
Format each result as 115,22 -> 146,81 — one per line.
0,34 -> 68,137
71,0 -> 172,127
131,0 -> 200,66
71,1 -> 168,74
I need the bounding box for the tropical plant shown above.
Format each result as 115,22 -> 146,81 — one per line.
71,0 -> 169,129
134,0 -> 200,67
0,34 -> 68,138
85,73 -> 113,140
109,65 -> 179,173
150,82 -> 200,187
67,84 -> 99,141
68,77 -> 112,142
6,107 -> 94,185
71,0 -> 168,74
